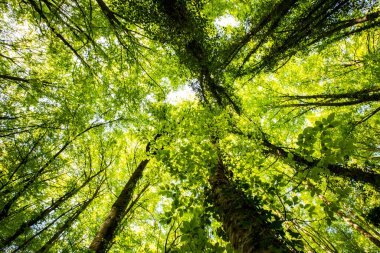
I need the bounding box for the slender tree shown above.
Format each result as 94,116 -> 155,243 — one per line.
89,134 -> 161,252
37,183 -> 103,253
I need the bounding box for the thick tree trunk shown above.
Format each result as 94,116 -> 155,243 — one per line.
208,154 -> 292,253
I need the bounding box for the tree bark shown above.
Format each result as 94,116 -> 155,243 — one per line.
208,152 -> 293,253
89,135 -> 160,252
89,159 -> 149,252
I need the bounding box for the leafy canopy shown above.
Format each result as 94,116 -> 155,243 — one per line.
1,0 -> 380,252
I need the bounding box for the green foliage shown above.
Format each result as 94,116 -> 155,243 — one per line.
1,0 -> 380,252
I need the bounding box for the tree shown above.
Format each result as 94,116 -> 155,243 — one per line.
1,0 -> 380,252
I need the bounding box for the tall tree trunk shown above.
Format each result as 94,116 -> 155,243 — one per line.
319,194 -> 380,248
0,121 -> 112,221
337,212 -> 380,248
279,87 -> 380,107
11,204 -> 77,253
0,132 -> 45,193
37,184 -> 102,253
89,135 -> 160,252
0,141 -> 71,222
0,169 -> 103,248
349,210 -> 380,239
208,153 -> 293,253
293,220 -> 337,252
89,159 -> 149,252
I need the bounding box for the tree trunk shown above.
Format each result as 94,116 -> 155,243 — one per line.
337,212 -> 380,248
349,210 -> 380,239
0,170 -> 102,248
88,135 -> 160,252
0,132 -> 45,193
11,205 -> 77,253
208,153 -> 292,253
293,220 -> 337,252
0,121 -> 114,221
89,159 -> 149,252
262,138 -> 380,190
37,185 -> 101,253
0,141 -> 71,222
319,194 -> 380,249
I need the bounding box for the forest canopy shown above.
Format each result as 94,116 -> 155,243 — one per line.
1,0 -> 380,252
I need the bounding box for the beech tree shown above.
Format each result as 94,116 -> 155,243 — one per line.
1,0 -> 380,252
